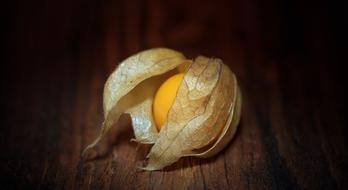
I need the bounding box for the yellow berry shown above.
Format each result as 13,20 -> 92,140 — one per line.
153,73 -> 184,130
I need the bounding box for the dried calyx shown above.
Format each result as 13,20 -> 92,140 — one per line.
82,48 -> 241,170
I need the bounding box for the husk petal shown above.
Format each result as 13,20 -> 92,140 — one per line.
143,56 -> 241,170
82,48 -> 186,159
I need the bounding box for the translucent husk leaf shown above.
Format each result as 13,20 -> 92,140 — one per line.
143,56 -> 241,170
188,84 -> 241,158
82,48 -> 187,159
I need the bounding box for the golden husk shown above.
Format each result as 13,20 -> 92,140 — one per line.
83,48 -> 241,170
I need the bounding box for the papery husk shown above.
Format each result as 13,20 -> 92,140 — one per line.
82,48 -> 187,159
82,48 -> 241,170
143,56 -> 241,170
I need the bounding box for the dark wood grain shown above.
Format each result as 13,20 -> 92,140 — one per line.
2,0 -> 347,189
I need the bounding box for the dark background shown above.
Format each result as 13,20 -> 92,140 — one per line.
2,0 -> 347,189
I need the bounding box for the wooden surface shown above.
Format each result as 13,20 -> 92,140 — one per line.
2,0 -> 347,189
